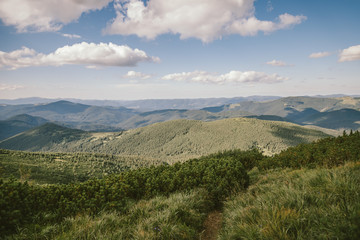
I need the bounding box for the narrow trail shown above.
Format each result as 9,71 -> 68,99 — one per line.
200,210 -> 223,240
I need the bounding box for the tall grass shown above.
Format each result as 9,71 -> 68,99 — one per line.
10,189 -> 210,240
219,163 -> 360,239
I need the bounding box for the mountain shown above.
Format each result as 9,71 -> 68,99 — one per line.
0,114 -> 49,140
206,96 -> 360,118
296,108 -> 360,130
201,96 -> 360,130
1,96 -> 358,132
0,100 -> 138,131
0,123 -> 90,151
0,118 -> 329,162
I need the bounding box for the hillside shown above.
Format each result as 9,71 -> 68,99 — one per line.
296,108 -> 360,130
0,114 -> 49,140
1,132 -> 359,239
0,123 -> 90,151
0,118 -> 329,162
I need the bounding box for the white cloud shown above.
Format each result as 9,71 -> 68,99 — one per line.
0,0 -> 112,32
309,51 -> 332,59
266,59 -> 292,67
338,44 -> 360,62
105,0 -> 306,42
0,84 -> 24,91
0,42 -> 160,70
162,70 -> 288,84
228,13 -> 306,37
62,33 -> 81,39
123,71 -> 152,79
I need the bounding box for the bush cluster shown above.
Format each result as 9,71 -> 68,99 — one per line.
259,130 -> 360,169
0,152 -> 250,235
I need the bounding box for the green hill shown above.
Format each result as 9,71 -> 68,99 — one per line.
0,123 -> 90,151
0,118 -> 329,162
0,114 -> 49,140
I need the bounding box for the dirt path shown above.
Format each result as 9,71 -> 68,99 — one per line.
200,210 -> 223,240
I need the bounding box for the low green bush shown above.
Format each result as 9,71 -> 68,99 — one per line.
0,153 -> 249,236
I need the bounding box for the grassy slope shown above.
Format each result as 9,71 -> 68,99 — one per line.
2,133 -> 360,239
8,189 -> 210,240
219,163 -> 360,240
6,160 -> 359,240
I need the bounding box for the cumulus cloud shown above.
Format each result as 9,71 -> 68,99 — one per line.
0,0 -> 112,32
338,44 -> 360,62
123,71 -> 152,79
0,84 -> 24,91
105,0 -> 306,42
309,51 -> 332,59
266,59 -> 292,67
0,42 -> 159,70
162,70 -> 288,84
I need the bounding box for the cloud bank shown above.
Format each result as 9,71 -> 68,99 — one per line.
106,0 -> 306,42
0,0 -> 112,32
162,70 -> 288,84
339,44 -> 360,62
0,42 -> 159,69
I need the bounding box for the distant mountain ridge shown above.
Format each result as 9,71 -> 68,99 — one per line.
0,100 -> 136,131
0,96 -> 281,110
0,96 -> 359,139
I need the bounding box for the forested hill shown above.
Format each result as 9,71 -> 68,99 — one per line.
0,118 -> 329,162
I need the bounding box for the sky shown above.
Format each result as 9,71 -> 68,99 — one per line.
0,0 -> 359,100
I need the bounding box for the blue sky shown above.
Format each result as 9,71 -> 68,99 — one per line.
0,0 -> 359,100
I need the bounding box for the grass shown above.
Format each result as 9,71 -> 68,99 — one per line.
218,162 -> 360,240
8,189 -> 211,240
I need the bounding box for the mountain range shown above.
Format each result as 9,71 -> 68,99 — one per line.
1,96 -> 359,134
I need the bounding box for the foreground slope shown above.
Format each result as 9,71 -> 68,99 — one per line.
2,132 -> 359,239
0,118 -> 329,161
